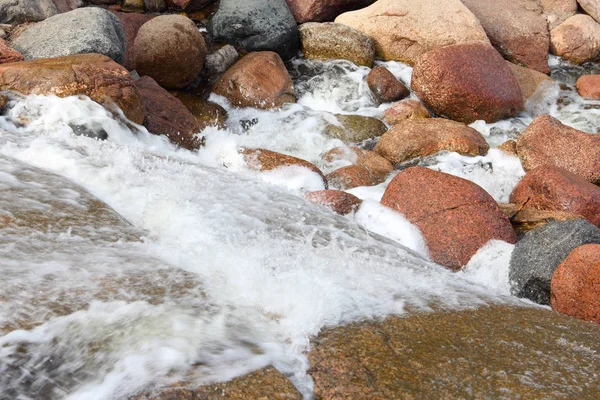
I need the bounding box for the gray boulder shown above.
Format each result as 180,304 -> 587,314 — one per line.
509,219 -> 600,305
11,7 -> 126,64
0,0 -> 57,24
207,0 -> 299,61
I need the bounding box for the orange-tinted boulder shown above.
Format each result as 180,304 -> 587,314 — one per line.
326,165 -> 378,189
382,99 -> 431,125
381,167 -> 516,270
240,148 -> 327,185
305,190 -> 362,215
576,74 -> 600,99
366,66 -> 409,104
498,140 -> 518,156
0,38 -> 24,64
322,147 -> 393,182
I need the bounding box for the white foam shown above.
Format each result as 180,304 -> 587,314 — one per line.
459,240 -> 515,296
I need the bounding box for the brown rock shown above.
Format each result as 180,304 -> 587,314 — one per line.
305,190 -> 362,215
166,0 -> 216,13
499,203 -> 582,235
322,147 -> 394,182
381,167 -> 516,270
542,0 -> 578,29
169,91 -> 227,130
110,11 -> 154,71
508,62 -> 557,103
516,114 -> 600,183
411,43 -> 524,124
144,0 -> 167,12
509,165 -> 600,228
0,38 -> 23,64
324,114 -> 387,143
498,139 -> 518,156
374,118 -> 489,166
334,0 -> 489,65
123,0 -> 144,11
551,244 -> 600,324
212,52 -> 295,109
326,165 -> 378,189
133,15 -> 207,89
52,0 -> 83,13
550,14 -> 600,65
286,0 -> 375,23
366,66 -> 409,104
135,76 -> 202,150
0,53 -> 144,124
240,148 -> 327,185
308,305 -> 600,399
299,22 -> 375,67
576,74 -> 600,99
578,0 -> 600,24
382,99 -> 431,125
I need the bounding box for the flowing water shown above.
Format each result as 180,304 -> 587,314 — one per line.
0,56 -> 599,399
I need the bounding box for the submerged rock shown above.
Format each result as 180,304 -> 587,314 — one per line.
240,148 -> 327,186
326,165 -> 378,190
324,114 -> 387,143
0,0 -> 57,24
550,14 -> 600,65
305,190 -> 362,215
322,147 -> 394,182
366,66 -> 410,104
169,91 -> 227,131
286,0 -> 375,23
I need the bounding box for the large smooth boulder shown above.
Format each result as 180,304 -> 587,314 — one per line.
381,167 -> 516,270
517,114 -> 600,183
550,14 -> 600,64
0,53 -> 144,124
374,118 -> 489,166
299,22 -> 375,67
0,0 -> 57,24
510,165 -> 600,228
212,52 -> 295,109
460,0 -> 550,74
551,244 -> 600,325
334,0 -> 489,65
208,0 -> 299,61
509,219 -> 600,305
578,0 -> 600,24
110,11 -> 154,71
286,0 -> 375,23
542,0 -> 578,29
133,15 -> 206,89
11,7 -> 126,64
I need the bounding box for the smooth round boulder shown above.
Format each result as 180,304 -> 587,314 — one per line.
383,99 -> 431,125
133,15 -> 206,89
550,14 -> 600,65
305,190 -> 362,215
0,0 -> 57,24
366,66 -> 410,104
577,74 -> 600,99
411,43 -> 524,124
286,0 -> 375,23
326,165 -> 378,190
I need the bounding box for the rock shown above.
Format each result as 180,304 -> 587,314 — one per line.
551,244 -> 600,325
509,219 -> 600,304
166,0 -> 217,13
374,118 -> 489,166
324,114 -> 387,143
510,165 -> 600,228
460,0 -> 550,74
203,44 -> 238,80
497,140 -> 518,156
305,190 -> 362,215
411,43 -> 524,124
326,165 -> 378,189
578,0 -> 600,24
144,0 -> 166,12
52,0 -> 83,13
576,74 -> 600,99
516,114 -> 600,183
542,0 -> 578,29
382,99 -> 431,125
123,0 -> 144,11
169,91 -> 227,130
207,0 -> 299,61
0,37 -> 22,63
133,15 -> 206,89
499,203 -> 582,235
135,76 -> 201,150
334,0 -> 489,65
212,52 -> 295,109
366,66 -> 409,104
322,147 -> 394,182
299,22 -> 375,67
0,53 -> 144,124
240,148 -> 327,186
286,0 -> 375,23
308,305 -> 600,399
550,14 -> 600,64
508,62 -> 557,103
0,0 -> 57,24
381,167 -> 516,270
110,11 -> 153,71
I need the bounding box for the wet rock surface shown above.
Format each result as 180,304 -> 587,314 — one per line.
305,190 -> 362,215
322,147 -> 394,182
324,114 -> 387,143
382,99 -> 431,125
366,66 -> 410,104
326,165 -> 378,189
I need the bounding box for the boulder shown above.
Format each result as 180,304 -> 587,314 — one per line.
305,190 -> 362,215
52,0 -> 83,14
374,118 -> 489,166
499,203 -> 582,236
578,0 -> 600,24
411,43 -> 524,124
382,99 -> 431,125
208,0 -> 299,61
144,0 -> 166,12
334,0 -> 489,65
460,0 -> 550,74
541,0 -> 578,29
508,62 -> 557,103
517,115 -> 600,183
324,114 -> 387,143
366,66 -> 410,104
135,76 -> 201,150
322,147 -> 394,182
0,37 -> 23,64
202,44 -> 238,81
498,139 -> 518,156
240,148 -> 327,186
123,0 -> 144,11
509,219 -> 600,305
0,53 -> 144,124
510,165 -> 600,228
166,0 -> 217,13
169,91 -> 227,131
212,52 -> 295,109
551,244 -> 600,324
11,7 -> 126,64
550,14 -> 600,64
110,11 -> 154,71
299,22 -> 375,67
286,0 -> 375,23
133,15 -> 206,89
381,167 -> 516,270
326,165 -> 378,189
576,74 -> 600,99
0,0 -> 57,24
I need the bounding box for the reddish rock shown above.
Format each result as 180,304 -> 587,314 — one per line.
286,0 -> 375,23
383,99 -> 431,125
0,38 -> 23,64
516,114 -> 600,183
0,53 -> 144,124
240,148 -> 327,185
322,147 -> 394,182
305,190 -> 362,215
551,244 -> 600,324
135,76 -> 201,150
326,165 -> 378,189
166,0 -> 216,13
374,118 -> 489,165
381,167 -> 516,270
213,52 -> 295,109
110,11 -> 154,71
576,74 -> 600,99
498,140 -> 518,156
366,66 -> 409,104
411,43 -> 524,124
509,165 -> 600,228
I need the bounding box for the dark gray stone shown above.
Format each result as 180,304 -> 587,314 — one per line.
11,7 -> 126,64
509,219 -> 600,305
0,0 -> 57,24
207,0 -> 299,61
